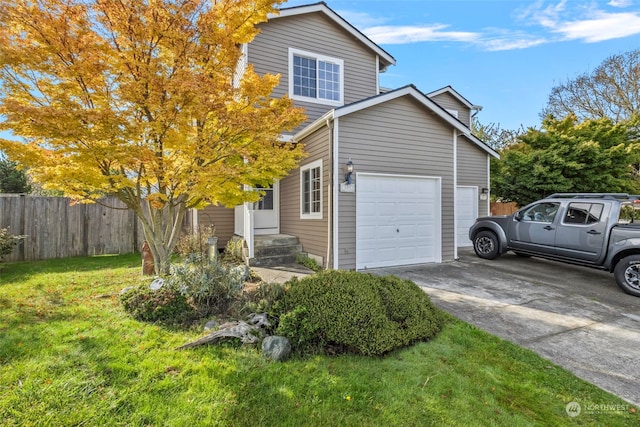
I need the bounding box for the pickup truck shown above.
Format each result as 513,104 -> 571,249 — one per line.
469,193 -> 640,297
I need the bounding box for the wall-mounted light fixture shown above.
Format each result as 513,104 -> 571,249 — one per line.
480,187 -> 489,200
345,158 -> 354,185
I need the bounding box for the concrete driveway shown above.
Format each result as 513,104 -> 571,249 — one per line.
372,248 -> 640,406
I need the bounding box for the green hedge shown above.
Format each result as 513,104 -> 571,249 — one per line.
273,270 -> 445,356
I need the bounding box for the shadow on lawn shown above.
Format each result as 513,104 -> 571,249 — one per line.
0,253 -> 141,286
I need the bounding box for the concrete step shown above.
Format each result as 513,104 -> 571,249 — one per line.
249,254 -> 299,267
253,243 -> 302,257
254,234 -> 299,248
243,234 -> 303,267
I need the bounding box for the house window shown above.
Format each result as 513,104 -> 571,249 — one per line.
300,159 -> 322,219
289,48 -> 343,105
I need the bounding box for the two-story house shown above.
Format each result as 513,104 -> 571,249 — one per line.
192,2 -> 499,270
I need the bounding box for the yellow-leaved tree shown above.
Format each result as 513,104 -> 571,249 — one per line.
0,0 -> 306,274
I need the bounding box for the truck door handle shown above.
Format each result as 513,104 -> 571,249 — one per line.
543,225 -> 554,231
587,230 -> 601,235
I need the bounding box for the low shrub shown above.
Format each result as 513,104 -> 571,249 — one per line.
296,253 -> 322,272
0,227 -> 26,261
120,284 -> 195,325
164,259 -> 245,316
221,238 -> 244,264
174,225 -> 216,260
273,270 -> 445,356
237,281 -> 287,320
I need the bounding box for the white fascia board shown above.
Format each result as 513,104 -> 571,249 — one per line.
426,86 -> 475,110
334,86 -> 461,129
292,110 -> 335,142
270,3 -> 396,68
334,85 -> 499,159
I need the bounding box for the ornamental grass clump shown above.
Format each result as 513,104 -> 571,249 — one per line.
120,257 -> 247,324
164,259 -> 245,317
273,270 -> 445,356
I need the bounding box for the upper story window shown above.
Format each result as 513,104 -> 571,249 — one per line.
289,48 -> 343,106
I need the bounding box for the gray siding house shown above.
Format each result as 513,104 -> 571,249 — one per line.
193,2 -> 498,269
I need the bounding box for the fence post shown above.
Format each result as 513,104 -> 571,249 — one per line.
19,194 -> 26,262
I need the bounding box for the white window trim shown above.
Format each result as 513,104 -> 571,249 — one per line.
300,159 -> 323,219
289,48 -> 344,107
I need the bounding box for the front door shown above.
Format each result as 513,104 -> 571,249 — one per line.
253,181 -> 279,235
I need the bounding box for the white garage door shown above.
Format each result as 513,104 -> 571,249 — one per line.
356,174 -> 440,269
456,186 -> 478,247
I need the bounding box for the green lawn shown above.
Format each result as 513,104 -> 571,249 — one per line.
0,254 -> 636,426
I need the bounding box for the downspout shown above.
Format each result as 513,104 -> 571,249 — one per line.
325,117 -> 332,269
332,118 -> 340,269
486,155 -> 491,215
453,129 -> 458,260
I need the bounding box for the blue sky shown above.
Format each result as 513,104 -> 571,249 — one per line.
283,0 -> 640,131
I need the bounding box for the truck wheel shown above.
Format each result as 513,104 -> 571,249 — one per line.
614,255 -> 640,297
473,231 -> 500,260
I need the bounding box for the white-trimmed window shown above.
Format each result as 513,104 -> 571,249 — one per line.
300,159 -> 322,219
289,48 -> 343,106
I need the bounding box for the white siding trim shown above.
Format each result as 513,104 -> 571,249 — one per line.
375,55 -> 380,94
486,155 -> 491,214
334,86 -> 461,128
427,86 -> 474,109
453,129 -> 458,258
233,43 -> 248,89
332,118 -> 340,269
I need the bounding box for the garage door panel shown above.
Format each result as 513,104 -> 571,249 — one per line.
378,226 -> 399,239
379,203 -> 398,215
356,174 -> 440,269
456,187 -> 478,247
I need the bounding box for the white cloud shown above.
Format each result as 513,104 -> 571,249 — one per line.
553,11 -> 640,41
608,0 -> 634,7
481,37 -> 548,52
352,1 -> 640,52
515,1 -> 640,43
364,24 -> 479,45
337,10 -> 388,28
516,0 -> 569,28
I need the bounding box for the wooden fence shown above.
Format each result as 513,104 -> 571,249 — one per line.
0,195 -> 145,262
490,201 -> 519,216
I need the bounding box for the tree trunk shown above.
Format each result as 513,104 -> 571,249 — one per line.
141,240 -> 155,275
136,198 -> 188,276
